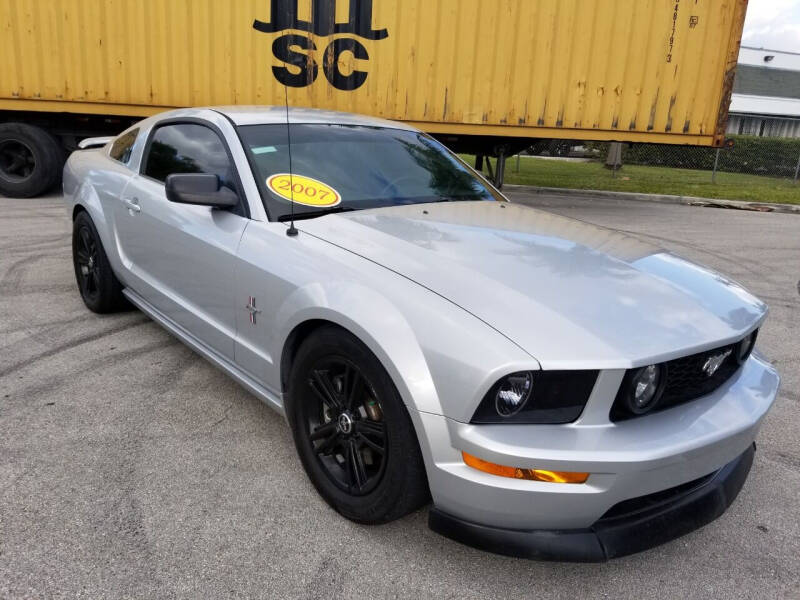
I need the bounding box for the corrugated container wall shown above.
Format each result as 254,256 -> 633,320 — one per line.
0,0 -> 747,146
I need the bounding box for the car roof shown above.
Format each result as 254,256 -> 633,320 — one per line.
131,106 -> 419,134
208,105 -> 418,131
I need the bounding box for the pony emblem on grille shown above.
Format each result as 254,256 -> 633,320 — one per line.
702,350 -> 732,377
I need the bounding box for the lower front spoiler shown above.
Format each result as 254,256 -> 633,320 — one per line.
429,443 -> 755,562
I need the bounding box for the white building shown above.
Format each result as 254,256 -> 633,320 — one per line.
728,46 -> 800,138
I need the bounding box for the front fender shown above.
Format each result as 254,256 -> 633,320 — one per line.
268,273 -> 538,493
273,277 -> 537,421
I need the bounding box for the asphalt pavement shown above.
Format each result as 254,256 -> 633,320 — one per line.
1,191 -> 798,599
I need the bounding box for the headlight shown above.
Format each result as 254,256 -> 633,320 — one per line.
471,370 -> 599,425
495,372 -> 533,417
736,330 -> 758,363
625,364 -> 664,414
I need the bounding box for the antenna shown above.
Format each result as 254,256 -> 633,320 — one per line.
284,84 -> 298,237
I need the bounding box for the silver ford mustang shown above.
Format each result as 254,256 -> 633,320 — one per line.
63,107 -> 780,562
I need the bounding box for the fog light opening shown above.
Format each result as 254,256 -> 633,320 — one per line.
628,364 -> 663,414
462,452 -> 589,484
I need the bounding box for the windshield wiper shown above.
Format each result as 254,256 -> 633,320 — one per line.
277,206 -> 356,222
278,206 -> 356,223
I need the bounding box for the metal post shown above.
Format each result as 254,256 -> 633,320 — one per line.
794,152 -> 800,184
605,142 -> 623,174
475,155 -> 484,173
516,153 -> 521,174
712,148 -> 721,184
495,151 -> 506,189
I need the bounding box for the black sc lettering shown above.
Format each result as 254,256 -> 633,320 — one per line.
323,38 -> 369,91
272,34 -> 318,88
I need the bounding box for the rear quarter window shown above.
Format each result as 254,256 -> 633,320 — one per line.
109,129 -> 139,165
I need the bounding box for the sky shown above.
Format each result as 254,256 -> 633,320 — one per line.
743,0 -> 800,52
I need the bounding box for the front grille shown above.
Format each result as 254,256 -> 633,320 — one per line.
657,345 -> 739,408
611,331 -> 757,422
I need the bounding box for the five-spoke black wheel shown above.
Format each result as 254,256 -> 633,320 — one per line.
288,326 -> 430,524
72,211 -> 127,313
74,220 -> 101,305
305,357 -> 388,496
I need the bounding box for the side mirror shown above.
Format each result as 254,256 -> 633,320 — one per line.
165,173 -> 239,209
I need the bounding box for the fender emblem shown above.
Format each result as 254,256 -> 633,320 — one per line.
702,350 -> 732,377
246,296 -> 262,325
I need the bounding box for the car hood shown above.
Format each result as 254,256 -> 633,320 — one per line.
298,202 -> 767,369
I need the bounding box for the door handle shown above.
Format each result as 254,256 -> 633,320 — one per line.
123,197 -> 141,213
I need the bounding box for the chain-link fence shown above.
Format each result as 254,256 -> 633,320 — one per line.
588,136 -> 800,182
486,134 -> 800,203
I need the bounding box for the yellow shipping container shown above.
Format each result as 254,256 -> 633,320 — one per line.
0,0 -> 747,147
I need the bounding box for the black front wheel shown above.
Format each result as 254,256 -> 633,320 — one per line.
72,211 -> 127,313
288,326 -> 430,524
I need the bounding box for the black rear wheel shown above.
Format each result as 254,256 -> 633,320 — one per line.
288,326 -> 430,524
72,211 -> 127,313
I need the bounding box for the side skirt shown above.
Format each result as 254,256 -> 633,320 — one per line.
122,288 -> 285,417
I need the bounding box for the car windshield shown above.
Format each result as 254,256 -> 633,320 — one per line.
237,124 -> 502,221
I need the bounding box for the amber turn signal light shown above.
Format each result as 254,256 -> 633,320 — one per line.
462,452 -> 589,484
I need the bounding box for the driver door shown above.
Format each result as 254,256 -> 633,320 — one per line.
113,121 -> 249,360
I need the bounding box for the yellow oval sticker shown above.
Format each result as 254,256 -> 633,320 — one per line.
266,173 -> 342,208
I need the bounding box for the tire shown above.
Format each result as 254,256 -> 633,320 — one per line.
0,123 -> 65,198
287,326 -> 430,524
72,211 -> 127,313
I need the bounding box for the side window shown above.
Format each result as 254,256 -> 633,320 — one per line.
143,123 -> 234,190
109,128 -> 139,164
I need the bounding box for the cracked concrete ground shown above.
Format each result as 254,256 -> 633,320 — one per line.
1,191 -> 798,599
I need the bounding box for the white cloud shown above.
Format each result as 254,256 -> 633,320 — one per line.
743,0 -> 800,51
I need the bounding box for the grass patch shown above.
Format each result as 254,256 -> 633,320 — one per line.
460,155 -> 800,205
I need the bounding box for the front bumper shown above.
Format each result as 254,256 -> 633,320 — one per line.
415,352 -> 779,559
429,443 -> 754,562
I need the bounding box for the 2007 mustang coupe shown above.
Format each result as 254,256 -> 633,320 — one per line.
63,107 -> 779,561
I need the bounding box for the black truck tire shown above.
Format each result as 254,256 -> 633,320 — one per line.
0,123 -> 65,198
